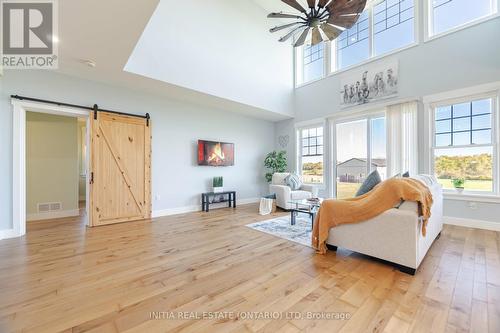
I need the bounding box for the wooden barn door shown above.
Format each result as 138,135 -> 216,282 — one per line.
89,112 -> 151,227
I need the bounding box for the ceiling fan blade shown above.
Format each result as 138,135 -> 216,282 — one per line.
307,0 -> 317,8
281,0 -> 307,13
268,12 -> 303,19
327,14 -> 360,29
279,25 -> 307,42
270,22 -> 302,33
311,27 -> 323,45
327,0 -> 367,17
318,0 -> 330,8
294,27 -> 311,47
320,23 -> 342,40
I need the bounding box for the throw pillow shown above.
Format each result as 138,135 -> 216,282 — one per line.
355,170 -> 382,197
285,173 -> 302,190
402,171 -> 410,177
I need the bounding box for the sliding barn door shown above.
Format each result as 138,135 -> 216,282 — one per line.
89,112 -> 151,226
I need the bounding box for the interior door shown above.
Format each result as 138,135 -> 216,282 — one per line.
89,112 -> 151,226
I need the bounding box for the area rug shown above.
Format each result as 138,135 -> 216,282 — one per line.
246,215 -> 312,247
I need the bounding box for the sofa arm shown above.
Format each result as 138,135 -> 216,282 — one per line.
300,184 -> 319,197
269,184 -> 291,209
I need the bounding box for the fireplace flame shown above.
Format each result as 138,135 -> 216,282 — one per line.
208,143 -> 225,164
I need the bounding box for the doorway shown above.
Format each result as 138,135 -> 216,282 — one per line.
25,112 -> 88,225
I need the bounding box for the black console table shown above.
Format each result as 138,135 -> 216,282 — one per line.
201,191 -> 236,212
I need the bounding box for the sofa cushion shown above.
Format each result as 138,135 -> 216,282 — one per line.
272,172 -> 290,185
291,190 -> 312,200
285,173 -> 302,190
355,170 -> 382,197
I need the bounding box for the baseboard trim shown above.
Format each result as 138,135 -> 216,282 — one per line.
443,216 -> 500,232
0,228 -> 19,240
27,209 -> 80,222
152,197 -> 260,218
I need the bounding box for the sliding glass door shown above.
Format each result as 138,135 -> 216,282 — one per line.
335,115 -> 386,199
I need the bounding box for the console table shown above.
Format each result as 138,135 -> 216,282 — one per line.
201,191 -> 236,212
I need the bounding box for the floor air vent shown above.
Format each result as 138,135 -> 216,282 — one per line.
37,202 -> 62,213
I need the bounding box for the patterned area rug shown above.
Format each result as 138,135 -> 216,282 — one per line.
246,214 -> 313,247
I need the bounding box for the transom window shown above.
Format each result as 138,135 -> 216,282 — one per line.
429,0 -> 497,37
296,43 -> 325,85
432,96 -> 497,193
299,126 -> 324,184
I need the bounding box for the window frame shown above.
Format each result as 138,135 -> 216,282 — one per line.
331,110 -> 387,198
297,124 -> 325,185
429,92 -> 499,196
425,0 -> 499,41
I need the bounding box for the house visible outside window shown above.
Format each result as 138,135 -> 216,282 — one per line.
299,126 -> 324,184
335,115 -> 386,199
429,0 -> 497,37
432,96 -> 497,193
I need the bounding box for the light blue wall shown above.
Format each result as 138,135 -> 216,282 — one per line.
0,70 -> 275,231
279,16 -> 500,223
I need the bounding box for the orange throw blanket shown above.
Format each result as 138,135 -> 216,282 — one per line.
312,178 -> 433,254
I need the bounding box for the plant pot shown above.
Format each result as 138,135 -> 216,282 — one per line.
213,187 -> 224,193
455,187 -> 464,193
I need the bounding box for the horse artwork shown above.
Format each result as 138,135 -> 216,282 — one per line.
340,62 -> 398,107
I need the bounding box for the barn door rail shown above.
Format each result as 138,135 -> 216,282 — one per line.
11,95 -> 150,126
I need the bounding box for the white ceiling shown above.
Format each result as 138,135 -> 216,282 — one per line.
55,0 -> 295,121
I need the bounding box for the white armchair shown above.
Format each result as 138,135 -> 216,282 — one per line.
269,173 -> 319,210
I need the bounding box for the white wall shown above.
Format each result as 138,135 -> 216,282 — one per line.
0,70 -> 275,232
26,113 -> 79,217
125,0 -> 294,117
278,16 -> 500,223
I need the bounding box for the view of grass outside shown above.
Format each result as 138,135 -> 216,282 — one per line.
302,161 -> 323,184
336,182 -> 362,199
434,151 -> 493,192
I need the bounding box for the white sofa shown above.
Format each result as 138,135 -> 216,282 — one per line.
326,175 -> 443,275
269,173 -> 319,210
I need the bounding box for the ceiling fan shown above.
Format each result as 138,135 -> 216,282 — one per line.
268,0 -> 367,47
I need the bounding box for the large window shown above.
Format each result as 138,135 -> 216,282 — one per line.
335,115 -> 386,199
432,96 -> 497,193
296,43 -> 325,85
332,0 -> 415,71
430,0 -> 497,37
299,126 -> 324,184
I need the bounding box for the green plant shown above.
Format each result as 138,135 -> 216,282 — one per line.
213,176 -> 223,188
452,178 -> 465,188
264,151 -> 287,182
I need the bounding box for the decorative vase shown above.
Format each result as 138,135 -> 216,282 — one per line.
213,187 -> 224,193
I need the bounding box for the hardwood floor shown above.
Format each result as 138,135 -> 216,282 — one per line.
0,204 -> 499,332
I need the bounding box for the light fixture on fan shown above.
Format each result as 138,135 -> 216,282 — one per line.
268,0 -> 367,47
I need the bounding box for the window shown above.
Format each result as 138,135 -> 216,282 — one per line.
430,0 -> 497,36
336,10 -> 370,69
299,126 -> 324,184
335,115 -> 386,199
432,97 -> 497,193
332,0 -> 415,71
373,0 -> 415,56
296,43 -> 325,85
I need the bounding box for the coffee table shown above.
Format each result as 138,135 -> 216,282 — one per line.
288,198 -> 323,229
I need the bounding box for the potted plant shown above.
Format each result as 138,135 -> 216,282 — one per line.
264,151 -> 287,182
452,178 -> 465,193
213,176 -> 224,193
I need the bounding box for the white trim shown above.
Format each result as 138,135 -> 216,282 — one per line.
422,81 -> 500,104
27,209 -> 80,222
424,0 -> 499,42
443,216 -> 500,232
12,99 -> 90,239
0,229 -> 18,241
444,192 -> 500,203
327,97 -> 419,121
152,198 -> 260,218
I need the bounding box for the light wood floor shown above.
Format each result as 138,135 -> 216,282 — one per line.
0,204 -> 499,333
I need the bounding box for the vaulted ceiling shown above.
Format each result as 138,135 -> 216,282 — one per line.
56,0 -> 295,121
